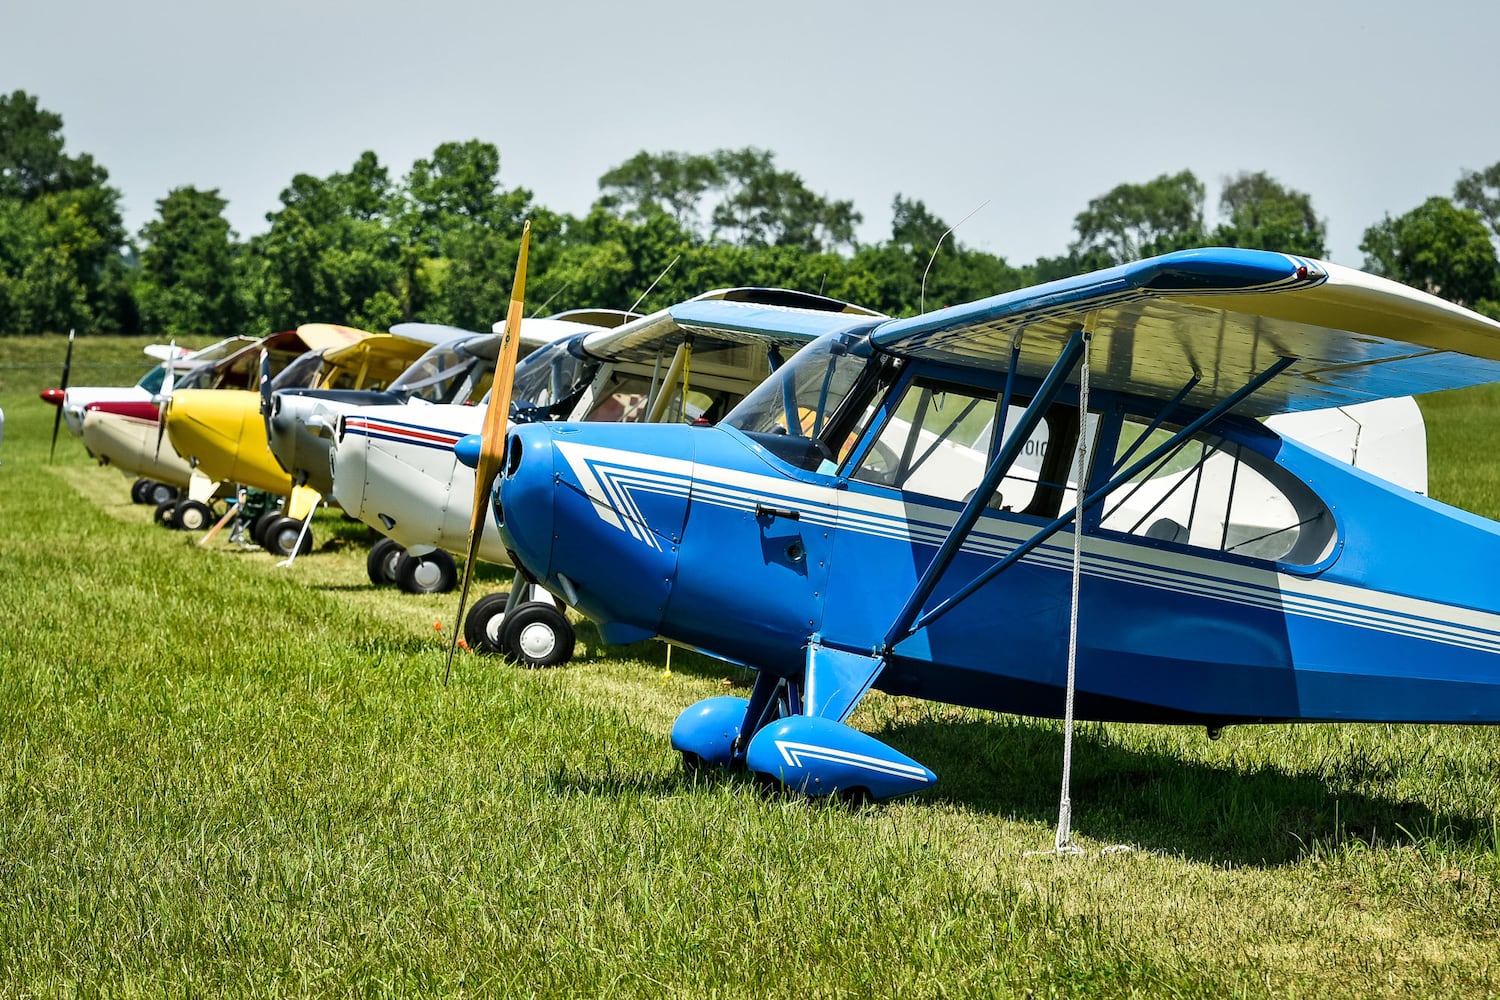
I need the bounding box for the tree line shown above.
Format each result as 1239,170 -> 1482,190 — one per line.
2,89 -> 1498,337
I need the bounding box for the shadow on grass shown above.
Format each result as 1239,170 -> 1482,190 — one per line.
570,619 -> 757,686
508,626 -> 1483,865
881,716 -> 1489,865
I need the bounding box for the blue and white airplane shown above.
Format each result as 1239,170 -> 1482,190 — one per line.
485,248 -> 1500,802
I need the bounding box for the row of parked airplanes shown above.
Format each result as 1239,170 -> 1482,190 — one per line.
41,243 -> 1500,806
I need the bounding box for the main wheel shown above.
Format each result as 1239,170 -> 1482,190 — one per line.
173,498 -> 213,531
130,478 -> 153,504
146,481 -> 178,506
264,516 -> 313,557
366,537 -> 404,586
462,591 -> 512,654
250,510 -> 281,548
499,602 -> 576,668
153,498 -> 176,525
394,549 -> 457,594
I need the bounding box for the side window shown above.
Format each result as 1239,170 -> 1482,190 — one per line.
1099,415 -> 1336,565
848,376 -> 1096,518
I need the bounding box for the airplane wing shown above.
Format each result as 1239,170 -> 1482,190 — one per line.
868,248 -> 1500,416
493,316 -> 621,353
294,323 -> 374,353
314,333 -> 444,389
584,289 -> 888,364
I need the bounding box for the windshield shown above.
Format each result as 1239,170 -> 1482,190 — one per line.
510,336 -> 599,412
723,332 -> 882,470
388,338 -> 493,404
136,365 -> 169,393
270,350 -> 326,390
725,333 -> 871,438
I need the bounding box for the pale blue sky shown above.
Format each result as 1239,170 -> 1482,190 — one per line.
6,0 -> 1497,271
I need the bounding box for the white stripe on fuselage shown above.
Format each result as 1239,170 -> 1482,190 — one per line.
551,440 -> 1500,655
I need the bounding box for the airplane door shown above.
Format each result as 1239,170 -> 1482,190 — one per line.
660,435 -> 838,676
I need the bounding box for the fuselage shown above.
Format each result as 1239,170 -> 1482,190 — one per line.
496,369 -> 1500,728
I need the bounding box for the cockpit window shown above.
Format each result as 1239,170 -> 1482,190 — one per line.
1098,415 -> 1336,565
270,350 -> 326,391
848,375 -> 1098,519
137,366 -> 168,393
724,333 -> 869,442
389,343 -> 485,404
510,337 -> 598,411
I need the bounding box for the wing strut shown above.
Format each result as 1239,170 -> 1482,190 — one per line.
882,327 -> 1090,653
900,353 -> 1298,641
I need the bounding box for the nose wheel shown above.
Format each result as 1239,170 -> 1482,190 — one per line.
462,589 -> 576,667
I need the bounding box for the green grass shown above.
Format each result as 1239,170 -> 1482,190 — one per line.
2,335 -> 1499,998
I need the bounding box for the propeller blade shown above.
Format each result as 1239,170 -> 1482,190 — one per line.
154,340 -> 177,462
48,329 -> 75,462
446,221 -> 531,684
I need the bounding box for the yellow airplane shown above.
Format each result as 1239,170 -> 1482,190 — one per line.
162,323 -> 447,555
80,328 -> 344,510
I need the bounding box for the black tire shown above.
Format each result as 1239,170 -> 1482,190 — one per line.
250,510 -> 281,548
366,537 -> 404,586
462,591 -> 511,654
147,481 -> 178,506
173,499 -> 213,531
130,478 -> 153,504
153,498 -> 176,525
499,601 -> 576,668
394,549 -> 457,595
264,516 -> 313,557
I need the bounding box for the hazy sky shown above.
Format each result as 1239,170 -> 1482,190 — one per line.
6,0 -> 1498,274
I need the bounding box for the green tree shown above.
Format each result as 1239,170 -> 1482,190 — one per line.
1454,162 -> 1500,242
239,152 -> 403,333
1071,170 -> 1206,265
1212,171 -> 1327,257
399,140 -> 535,327
597,150 -> 720,231
0,90 -> 134,334
136,187 -> 242,336
708,147 -> 860,253
1359,196 -> 1499,309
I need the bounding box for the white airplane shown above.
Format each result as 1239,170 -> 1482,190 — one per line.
40,334 -> 255,463
265,314 -> 634,502
328,288 -> 887,653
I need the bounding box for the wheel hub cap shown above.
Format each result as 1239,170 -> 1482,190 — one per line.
517,622 -> 556,659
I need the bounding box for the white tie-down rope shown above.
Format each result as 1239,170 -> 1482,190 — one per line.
1026,329 -> 1128,863
1027,330 -> 1132,860
1053,332 -> 1091,855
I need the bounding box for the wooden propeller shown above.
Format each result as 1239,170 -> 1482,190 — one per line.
445,221 -> 531,684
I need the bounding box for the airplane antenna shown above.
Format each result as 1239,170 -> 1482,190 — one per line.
628,253 -> 681,315
530,281 -> 571,318
920,200 -> 989,315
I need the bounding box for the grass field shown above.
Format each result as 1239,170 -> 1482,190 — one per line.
2,335 -> 1498,998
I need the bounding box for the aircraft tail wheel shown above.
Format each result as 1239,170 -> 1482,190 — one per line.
500,601 -> 576,668
462,591 -> 511,654
130,478 -> 153,504
394,549 -> 457,595
153,498 -> 177,526
147,481 -> 178,506
265,516 -> 313,557
366,537 -> 404,586
173,498 -> 213,531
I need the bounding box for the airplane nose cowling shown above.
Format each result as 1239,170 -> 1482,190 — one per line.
498,422 -> 696,646
494,424 -> 556,583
